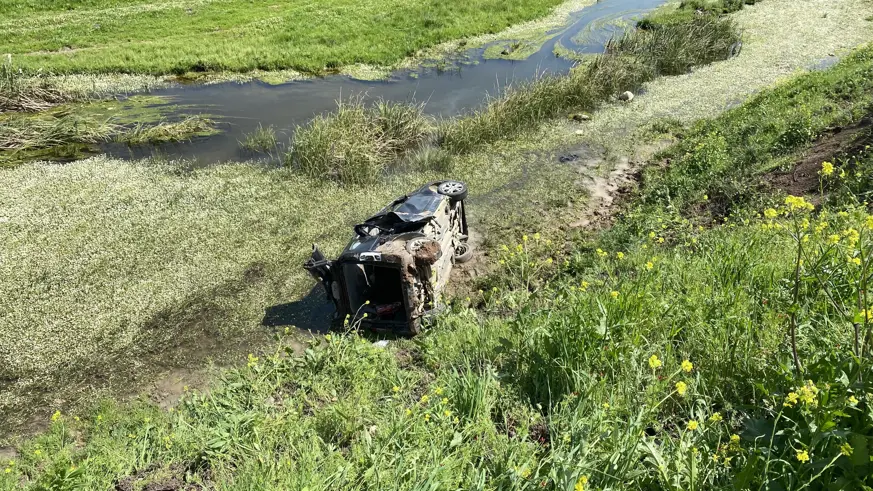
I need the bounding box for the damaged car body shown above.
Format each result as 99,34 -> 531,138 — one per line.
304,180 -> 472,335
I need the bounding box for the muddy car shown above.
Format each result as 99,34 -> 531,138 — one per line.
304,180 -> 471,335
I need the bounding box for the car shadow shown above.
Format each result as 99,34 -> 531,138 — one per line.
262,285 -> 334,334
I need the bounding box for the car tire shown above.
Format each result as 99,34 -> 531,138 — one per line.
453,241 -> 474,264
437,180 -> 468,202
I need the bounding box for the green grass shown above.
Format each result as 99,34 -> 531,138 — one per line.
119,115 -> 217,145
0,111 -> 217,166
286,97 -> 432,184
635,45 -> 873,218
0,114 -> 114,151
284,13 -> 742,183
0,0 -> 567,76
4,44 -> 873,489
0,59 -> 82,112
238,123 -> 278,153
440,15 -> 741,154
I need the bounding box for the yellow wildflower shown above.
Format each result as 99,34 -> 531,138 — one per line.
574,475 -> 589,491
687,420 -> 699,431
709,412 -> 723,423
405,408 -> 412,416
867,215 -> 873,230
616,252 -> 625,260
435,387 -> 444,395
784,392 -> 799,407
828,234 -> 841,244
392,386 -> 400,393
657,237 -> 665,244
441,397 -> 448,405
420,395 -> 429,403
533,233 -> 541,241
580,281 -> 590,291
443,410 -> 451,417
645,261 -> 654,270
784,195 -> 814,212
798,380 -> 819,406
596,248 -> 608,258
649,231 -> 656,239
840,443 -> 853,457
848,395 -> 859,406
523,235 -> 528,242
764,208 -> 779,219
730,434 -> 740,446
602,402 -> 610,410
51,410 -> 61,422
844,228 -> 860,246
820,161 -> 834,176
246,353 -> 259,368
681,360 -> 693,373
648,354 -> 662,369
610,291 -> 619,299
796,450 -> 810,463
424,413 -> 430,421
675,381 -> 688,396
849,256 -> 861,266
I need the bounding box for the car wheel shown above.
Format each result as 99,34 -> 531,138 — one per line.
453,241 -> 473,263
437,180 -> 468,202
406,236 -> 441,257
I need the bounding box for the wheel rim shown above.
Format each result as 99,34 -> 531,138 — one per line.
454,242 -> 469,257
408,238 -> 425,252
439,181 -> 464,195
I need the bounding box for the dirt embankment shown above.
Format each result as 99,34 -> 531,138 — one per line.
766,116 -> 873,198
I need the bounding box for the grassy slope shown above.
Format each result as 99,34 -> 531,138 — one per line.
0,0 -> 564,75
1,0 -> 870,435
4,37 -> 873,491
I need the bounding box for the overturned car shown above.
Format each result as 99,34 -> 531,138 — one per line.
304,180 -> 472,335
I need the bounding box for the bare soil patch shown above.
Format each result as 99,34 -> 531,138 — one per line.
765,116 -> 873,197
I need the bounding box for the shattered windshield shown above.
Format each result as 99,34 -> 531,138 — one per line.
389,191 -> 441,222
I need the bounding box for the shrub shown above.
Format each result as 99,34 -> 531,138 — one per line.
286,97 -> 432,185
238,123 -> 278,152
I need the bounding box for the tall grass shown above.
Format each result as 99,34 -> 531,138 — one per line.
119,116 -> 215,145
0,58 -> 77,112
287,15 -> 742,180
0,114 -> 215,156
441,15 -> 740,154
239,123 -> 278,152
0,114 -> 115,151
286,97 -> 432,185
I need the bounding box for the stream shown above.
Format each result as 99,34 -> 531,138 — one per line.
102,0 -> 668,164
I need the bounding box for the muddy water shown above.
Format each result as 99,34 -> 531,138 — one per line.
103,0 -> 667,164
